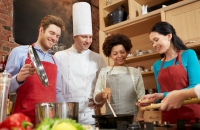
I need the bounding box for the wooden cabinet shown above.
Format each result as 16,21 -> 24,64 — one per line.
99,0 -> 200,118
162,0 -> 200,53
164,1 -> 200,42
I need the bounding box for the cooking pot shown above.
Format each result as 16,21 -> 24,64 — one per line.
35,102 -> 79,125
92,114 -> 134,128
108,5 -> 127,25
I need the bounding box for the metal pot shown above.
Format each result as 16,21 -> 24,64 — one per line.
92,114 -> 134,129
108,5 -> 127,25
35,102 -> 79,125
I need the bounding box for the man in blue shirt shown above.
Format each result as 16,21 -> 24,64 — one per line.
5,15 -> 66,126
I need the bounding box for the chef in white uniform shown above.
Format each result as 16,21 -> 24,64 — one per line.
54,2 -> 106,125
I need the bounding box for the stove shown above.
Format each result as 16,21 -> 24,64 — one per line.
97,120 -> 200,130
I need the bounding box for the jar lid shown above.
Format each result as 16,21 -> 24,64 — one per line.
0,70 -> 12,79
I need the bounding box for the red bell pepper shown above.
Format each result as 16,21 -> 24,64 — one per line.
0,113 -> 33,130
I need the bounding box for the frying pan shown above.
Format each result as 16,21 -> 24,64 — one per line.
28,45 -> 49,86
92,114 -> 134,128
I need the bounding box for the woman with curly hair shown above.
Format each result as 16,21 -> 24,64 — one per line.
93,33 -> 145,121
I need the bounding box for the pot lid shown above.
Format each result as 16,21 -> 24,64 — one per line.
28,45 -> 49,86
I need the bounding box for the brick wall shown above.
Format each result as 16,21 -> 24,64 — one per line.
0,0 -> 99,60
91,0 -> 100,53
0,0 -> 18,59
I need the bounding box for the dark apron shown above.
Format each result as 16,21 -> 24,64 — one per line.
158,52 -> 200,124
12,45 -> 57,126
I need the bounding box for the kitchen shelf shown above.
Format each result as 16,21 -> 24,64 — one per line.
125,42 -> 200,64
134,0 -> 168,7
141,71 -> 154,76
103,0 -> 128,12
186,39 -> 200,52
103,9 -> 161,37
126,52 -> 160,63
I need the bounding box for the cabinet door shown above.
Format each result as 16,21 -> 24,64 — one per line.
144,110 -> 162,123
165,1 -> 200,44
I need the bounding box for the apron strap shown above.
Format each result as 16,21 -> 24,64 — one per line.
27,43 -> 56,64
160,51 -> 182,69
173,51 -> 182,65
160,56 -> 166,69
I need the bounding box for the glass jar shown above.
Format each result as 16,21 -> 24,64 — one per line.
0,70 -> 12,122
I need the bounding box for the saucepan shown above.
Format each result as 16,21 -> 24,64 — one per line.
92,114 -> 134,128
35,102 -> 79,125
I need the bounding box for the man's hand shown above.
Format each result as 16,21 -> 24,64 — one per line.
16,64 -> 35,83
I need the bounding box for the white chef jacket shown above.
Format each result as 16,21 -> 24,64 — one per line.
194,84 -> 200,99
54,46 -> 106,125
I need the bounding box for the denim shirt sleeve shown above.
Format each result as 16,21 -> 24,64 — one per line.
5,46 -> 27,93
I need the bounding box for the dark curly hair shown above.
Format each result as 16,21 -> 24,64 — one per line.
102,34 -> 132,57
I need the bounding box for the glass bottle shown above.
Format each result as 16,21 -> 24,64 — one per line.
0,55 -> 6,72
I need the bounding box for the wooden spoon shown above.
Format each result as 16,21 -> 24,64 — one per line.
106,99 -> 117,117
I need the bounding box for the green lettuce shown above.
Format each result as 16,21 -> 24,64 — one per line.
35,118 -> 85,130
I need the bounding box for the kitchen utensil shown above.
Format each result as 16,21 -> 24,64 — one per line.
135,50 -> 140,55
0,70 -> 12,122
101,88 -> 117,117
151,66 -> 154,71
35,102 -> 79,125
138,51 -> 144,55
142,5 -> 148,15
106,99 -> 117,117
28,45 -> 48,86
147,89 -> 153,94
144,69 -> 149,72
127,53 -> 133,58
147,50 -> 153,54
51,43 -> 66,54
141,98 -> 200,111
136,66 -> 144,71
108,5 -> 127,25
92,114 -> 134,129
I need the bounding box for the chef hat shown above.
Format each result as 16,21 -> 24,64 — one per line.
73,2 -> 93,36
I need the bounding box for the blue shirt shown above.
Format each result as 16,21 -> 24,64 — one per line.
5,45 -> 66,102
153,49 -> 200,97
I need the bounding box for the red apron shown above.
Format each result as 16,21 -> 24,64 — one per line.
158,52 -> 200,124
12,45 -> 56,126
